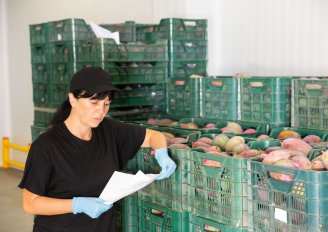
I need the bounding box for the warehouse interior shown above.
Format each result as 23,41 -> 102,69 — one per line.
1,0 -> 328,231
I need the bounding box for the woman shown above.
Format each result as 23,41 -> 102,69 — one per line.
19,67 -> 176,232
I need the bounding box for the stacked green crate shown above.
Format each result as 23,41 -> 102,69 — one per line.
74,37 -> 168,120
136,18 -> 208,118
239,76 -> 292,127
201,76 -> 239,120
100,21 -> 136,43
115,193 -> 139,232
292,77 -> 328,130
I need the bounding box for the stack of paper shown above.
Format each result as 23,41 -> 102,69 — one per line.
99,171 -> 159,204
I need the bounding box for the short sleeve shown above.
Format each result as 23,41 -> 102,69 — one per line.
18,139 -> 52,196
109,120 -> 146,169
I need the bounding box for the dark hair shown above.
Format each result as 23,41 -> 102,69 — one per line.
50,90 -> 114,127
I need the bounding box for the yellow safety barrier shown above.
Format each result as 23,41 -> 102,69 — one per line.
2,137 -> 30,169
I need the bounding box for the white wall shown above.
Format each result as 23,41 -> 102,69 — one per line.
0,0 -> 10,160
184,0 -> 328,76
1,0 -> 153,165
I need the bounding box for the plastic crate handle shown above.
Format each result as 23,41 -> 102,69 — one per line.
150,208 -> 165,218
305,83 -> 323,89
202,159 -> 221,168
249,81 -> 263,87
204,224 -> 221,231
175,80 -> 185,86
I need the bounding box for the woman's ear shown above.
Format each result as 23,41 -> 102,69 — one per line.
68,93 -> 77,108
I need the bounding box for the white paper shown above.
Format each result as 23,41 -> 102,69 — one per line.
274,208 -> 287,223
99,171 -> 159,204
89,21 -> 120,44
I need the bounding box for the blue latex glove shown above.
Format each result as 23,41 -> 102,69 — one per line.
155,148 -> 177,180
72,197 -> 112,219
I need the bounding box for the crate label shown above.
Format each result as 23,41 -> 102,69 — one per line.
184,21 -> 196,27
211,81 -> 222,86
35,26 -> 42,31
250,82 -> 263,87
202,159 -> 221,168
274,208 -> 287,223
185,63 -> 197,68
175,80 -> 185,85
57,34 -> 62,41
305,83 -> 322,89
185,42 -> 193,47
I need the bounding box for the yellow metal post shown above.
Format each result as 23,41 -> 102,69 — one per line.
2,137 -> 10,168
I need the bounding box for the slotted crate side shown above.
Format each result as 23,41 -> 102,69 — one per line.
188,150 -> 249,228
48,18 -> 93,42
136,18 -> 207,42
169,60 -> 207,78
115,193 -> 138,232
170,40 -> 207,61
248,159 -> 328,232
33,83 -> 51,107
189,214 -> 248,232
34,108 -> 55,127
32,63 -> 52,85
168,78 -> 202,117
240,76 -> 292,127
29,22 -> 49,44
201,76 -> 239,120
100,21 -> 136,43
30,44 -> 51,64
138,200 -> 189,232
137,147 -> 190,211
292,78 -> 328,130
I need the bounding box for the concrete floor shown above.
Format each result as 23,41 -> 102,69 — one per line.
0,168 -> 33,231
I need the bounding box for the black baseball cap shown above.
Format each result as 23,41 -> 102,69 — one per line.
70,67 -> 120,94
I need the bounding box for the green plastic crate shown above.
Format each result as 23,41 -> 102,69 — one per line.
115,193 -> 138,232
105,62 -> 168,85
248,159 -> 328,232
173,117 -> 222,134
33,83 -> 51,107
240,76 -> 292,127
215,120 -> 270,138
29,22 -> 49,44
170,40 -> 207,61
168,78 -> 202,117
125,114 -> 181,126
100,21 -> 136,43
51,62 -> 75,85
137,147 -> 190,211
292,78 -> 328,130
138,200 -> 189,232
33,108 -> 55,127
30,44 -> 50,64
76,38 -> 168,62
32,63 -> 52,84
188,150 -> 249,228
49,41 -> 76,63
31,125 -> 48,142
136,18 -> 207,42
189,214 -> 247,232
201,76 -> 239,120
111,85 -> 166,108
49,84 -> 69,108
169,60 -> 207,78
48,18 -> 92,42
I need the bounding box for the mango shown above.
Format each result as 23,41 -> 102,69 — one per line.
205,123 -> 216,129
204,146 -> 221,153
197,137 -> 213,145
282,149 -> 307,157
243,128 -> 257,134
257,134 -> 271,140
277,130 -> 301,139
168,144 -> 190,150
281,138 -> 312,156
181,122 -> 199,129
205,151 -> 228,156
291,155 -> 312,170
226,121 -> 243,134
221,127 -> 233,133
168,137 -> 187,145
311,159 -> 325,170
270,159 -> 300,182
147,118 -> 158,125
321,151 -> 328,169
212,134 -> 229,150
192,141 -> 211,149
265,146 -> 281,154
302,134 -> 321,144
158,118 -> 173,125
202,159 -> 221,168
162,132 -> 175,140
232,143 -> 250,154
225,136 -> 245,152
238,149 -> 262,158
262,150 -> 290,164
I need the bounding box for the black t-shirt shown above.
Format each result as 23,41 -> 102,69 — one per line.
19,118 -> 146,232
